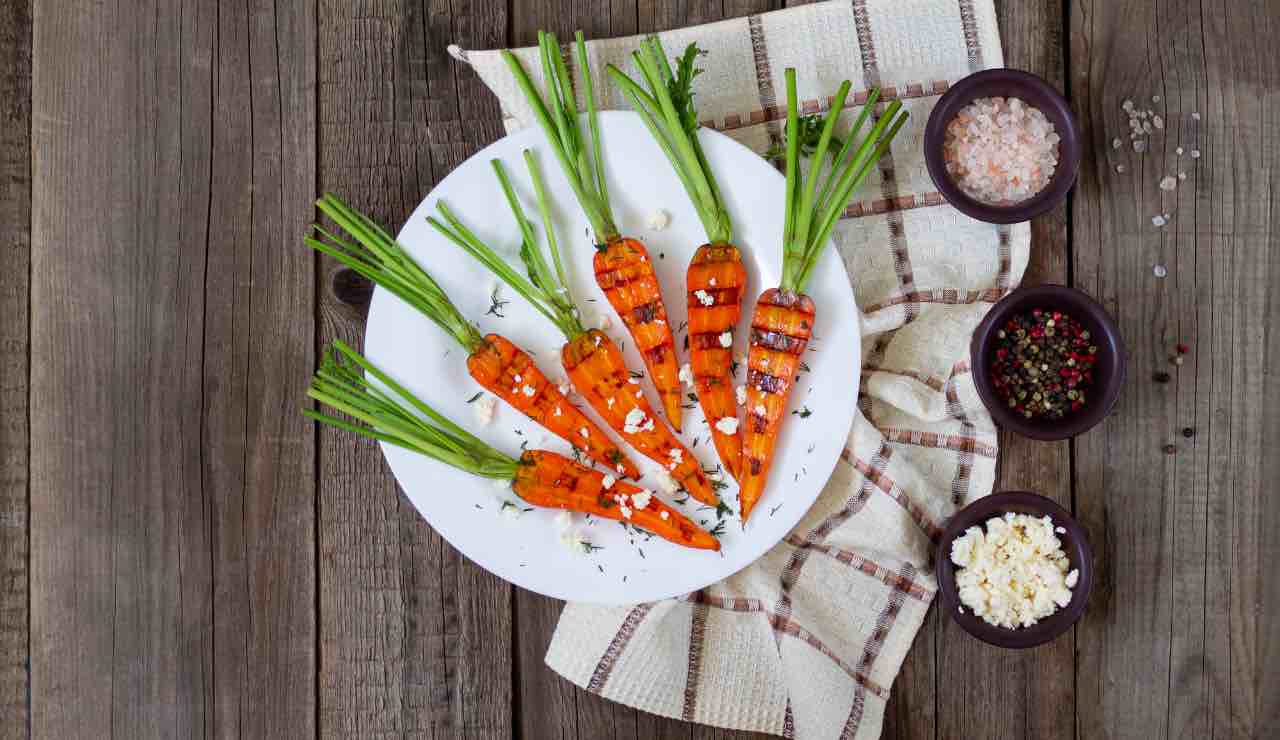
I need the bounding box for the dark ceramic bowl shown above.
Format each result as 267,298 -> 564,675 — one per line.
970,284 -> 1125,441
936,491 -> 1093,649
924,68 -> 1081,224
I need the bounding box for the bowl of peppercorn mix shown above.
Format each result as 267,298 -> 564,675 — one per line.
970,285 -> 1125,440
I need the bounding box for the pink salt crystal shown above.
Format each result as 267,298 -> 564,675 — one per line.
942,97 -> 1060,205
1159,176 -> 1178,191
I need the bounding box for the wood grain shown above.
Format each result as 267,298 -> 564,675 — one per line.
315,0 -> 511,737
0,0 -> 29,735
1071,0 -> 1280,737
29,0 -> 317,736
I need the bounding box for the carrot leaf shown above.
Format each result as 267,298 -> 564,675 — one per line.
308,194 -> 486,353
307,340 -> 520,479
607,39 -> 732,246
502,31 -> 618,245
778,72 -> 908,294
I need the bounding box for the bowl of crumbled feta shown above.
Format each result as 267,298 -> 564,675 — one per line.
936,491 -> 1093,648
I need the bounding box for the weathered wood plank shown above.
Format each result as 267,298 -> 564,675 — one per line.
316,0 -> 511,738
30,0 -> 317,736
0,0 -> 30,735
1071,0 -> 1280,736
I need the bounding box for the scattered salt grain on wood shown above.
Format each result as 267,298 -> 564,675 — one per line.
943,96 -> 1060,205
1113,137 -> 1122,149
1116,164 -> 1127,173
1152,95 -> 1161,102
1191,112 -> 1201,120
1190,149 -> 1201,159
1159,176 -> 1178,191
1134,140 -> 1147,153
1152,215 -> 1167,226
1153,115 -> 1164,129
1176,146 -> 1184,155
1153,264 -> 1168,278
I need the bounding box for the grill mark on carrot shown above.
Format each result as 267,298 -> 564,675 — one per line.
466,334 -> 639,479
562,331 -> 717,505
686,243 -> 747,480
594,238 -> 684,430
513,450 -> 719,550
740,289 -> 816,521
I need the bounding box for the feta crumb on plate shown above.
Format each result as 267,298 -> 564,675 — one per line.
679,363 -> 695,387
645,209 -> 669,230
736,386 -> 747,406
714,417 -> 739,435
694,289 -> 714,306
472,395 -> 498,425
718,331 -> 733,348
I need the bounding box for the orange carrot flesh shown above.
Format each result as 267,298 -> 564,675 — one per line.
561,329 -> 718,506
467,333 -> 640,479
739,289 -> 816,522
513,450 -> 719,551
686,243 -> 747,480
593,238 -> 684,431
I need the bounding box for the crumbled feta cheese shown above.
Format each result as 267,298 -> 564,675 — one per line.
623,407 -> 647,434
950,512 -> 1077,629
473,395 -> 498,425
620,505 -> 633,520
558,380 -> 572,396
579,427 -> 589,438
513,374 -> 522,382
554,510 -> 573,532
500,500 -> 523,519
596,312 -> 612,330
679,363 -> 695,387
602,474 -> 616,490
709,278 -> 717,287
753,403 -> 767,417
718,331 -> 733,348
735,386 -> 747,406
628,377 -> 640,385
493,478 -> 511,491
635,391 -> 643,399
631,489 -> 652,510
616,463 -> 626,475
714,417 -> 739,435
553,406 -> 562,417
593,335 -> 601,346
653,469 -> 679,495
522,384 -> 536,397
694,289 -> 714,306
668,448 -> 683,465
655,318 -> 666,325
1065,569 -> 1079,588
645,210 -> 669,230
660,511 -> 670,521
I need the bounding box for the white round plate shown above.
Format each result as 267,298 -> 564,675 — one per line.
365,111 -> 860,604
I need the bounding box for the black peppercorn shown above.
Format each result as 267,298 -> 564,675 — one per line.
1181,427 -> 1195,438
1153,371 -> 1171,383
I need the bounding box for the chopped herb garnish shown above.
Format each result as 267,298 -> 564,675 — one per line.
629,369 -> 644,379
798,361 -> 811,373
708,519 -> 727,538
792,406 -> 813,418
466,391 -> 484,403
769,502 -> 784,517
485,284 -> 510,317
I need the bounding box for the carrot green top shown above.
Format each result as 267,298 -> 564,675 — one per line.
426,152 -> 586,342
503,31 -> 618,246
306,340 -> 519,479
778,70 -> 908,294
607,39 -> 732,246
306,194 -> 486,354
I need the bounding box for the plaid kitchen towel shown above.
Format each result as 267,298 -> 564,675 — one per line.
453,1 -> 1026,737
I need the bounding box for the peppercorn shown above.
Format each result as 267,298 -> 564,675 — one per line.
1181,427 -> 1195,438
1153,371 -> 1171,383
1176,343 -> 1190,354
989,308 -> 1098,420
1163,444 -> 1177,455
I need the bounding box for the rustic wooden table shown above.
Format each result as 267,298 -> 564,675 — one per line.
3,0 -> 1277,737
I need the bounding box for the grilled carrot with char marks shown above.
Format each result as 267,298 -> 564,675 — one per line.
593,239 -> 683,428
739,289 -> 815,519
468,333 -> 639,479
738,71 -> 908,523
503,31 -> 685,431
427,154 -> 720,507
306,341 -> 716,550
305,193 -> 637,478
563,329 -> 716,504
516,450 -> 718,550
609,40 -> 747,479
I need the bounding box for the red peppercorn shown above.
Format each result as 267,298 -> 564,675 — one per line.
1176,343 -> 1189,355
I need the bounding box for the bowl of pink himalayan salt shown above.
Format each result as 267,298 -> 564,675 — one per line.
924,69 -> 1081,224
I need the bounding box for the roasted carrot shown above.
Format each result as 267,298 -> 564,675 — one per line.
426,154 -> 721,507
306,193 -> 638,479
609,40 -> 747,480
515,450 -> 718,550
306,341 -> 715,550
503,31 -> 685,431
738,71 -> 908,523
